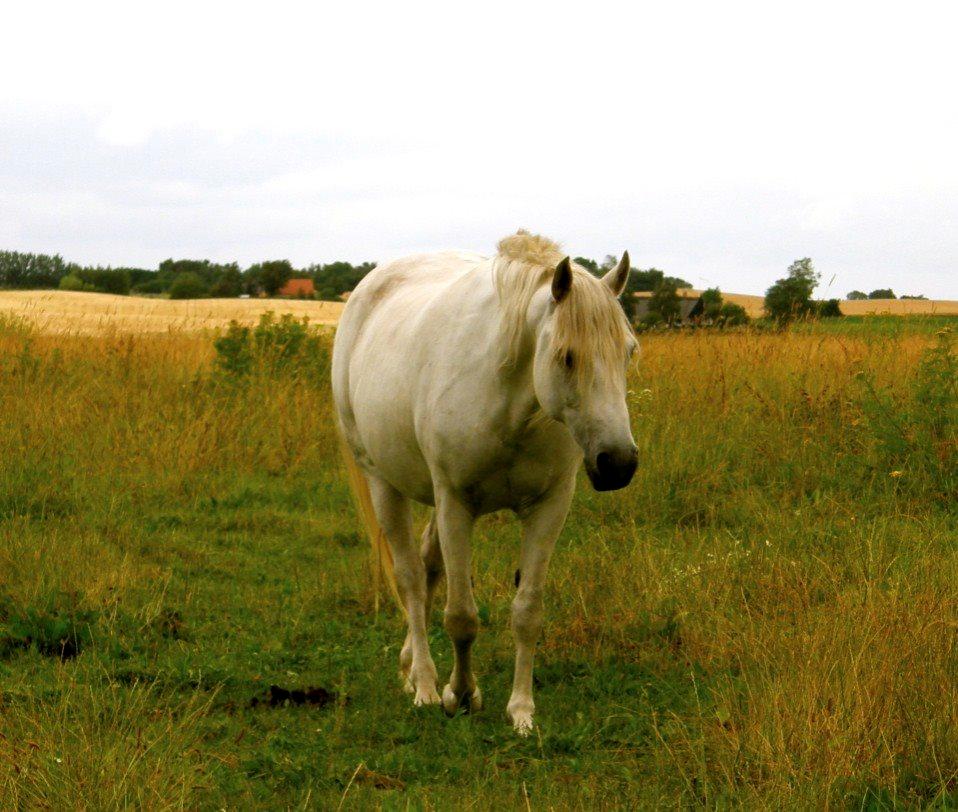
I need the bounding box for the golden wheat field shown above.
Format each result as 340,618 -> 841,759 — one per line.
0,290 -> 345,334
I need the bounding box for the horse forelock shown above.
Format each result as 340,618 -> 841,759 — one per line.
494,230 -> 633,381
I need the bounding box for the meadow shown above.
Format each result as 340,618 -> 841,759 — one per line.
0,310 -> 955,809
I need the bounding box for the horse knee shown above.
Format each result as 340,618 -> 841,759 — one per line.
444,606 -> 478,644
511,589 -> 543,643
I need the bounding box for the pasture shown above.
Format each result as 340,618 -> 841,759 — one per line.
1,309 -> 955,808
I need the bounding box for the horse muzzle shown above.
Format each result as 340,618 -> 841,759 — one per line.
586,446 -> 638,492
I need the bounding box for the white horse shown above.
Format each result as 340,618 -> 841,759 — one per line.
333,231 -> 637,734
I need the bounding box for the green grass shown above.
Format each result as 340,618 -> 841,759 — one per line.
0,317 -> 955,808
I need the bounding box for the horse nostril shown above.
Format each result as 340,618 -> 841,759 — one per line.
596,451 -> 613,475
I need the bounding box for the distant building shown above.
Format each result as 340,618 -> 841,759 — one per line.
629,290 -> 704,325
277,278 -> 315,298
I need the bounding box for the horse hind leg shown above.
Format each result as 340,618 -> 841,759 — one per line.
366,475 -> 440,707
435,491 -> 483,716
401,514 -> 444,692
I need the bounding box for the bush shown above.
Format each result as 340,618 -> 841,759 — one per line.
213,312 -> 331,382
168,272 -> 209,300
59,274 -> 94,292
856,329 -> 956,499
717,301 -> 750,325
131,277 -> 165,295
818,299 -> 843,318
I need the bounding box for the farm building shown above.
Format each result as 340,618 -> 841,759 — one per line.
278,278 -> 315,298
629,290 -> 704,325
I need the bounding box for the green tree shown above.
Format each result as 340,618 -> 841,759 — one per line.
701,287 -> 723,320
246,260 -> 294,296
869,288 -> 896,299
59,274 -> 94,292
209,266 -> 244,298
817,298 -> 843,318
168,272 -> 209,299
764,258 -> 820,324
847,290 -> 868,300
649,279 -> 682,325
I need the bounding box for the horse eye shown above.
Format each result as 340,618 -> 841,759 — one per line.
564,350 -> 575,370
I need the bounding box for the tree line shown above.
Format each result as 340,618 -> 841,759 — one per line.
0,251 -> 376,302
1,247 -> 923,330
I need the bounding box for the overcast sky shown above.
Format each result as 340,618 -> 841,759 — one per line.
2,1 -> 956,298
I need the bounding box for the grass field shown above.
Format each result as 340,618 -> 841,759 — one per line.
1,309 -> 956,808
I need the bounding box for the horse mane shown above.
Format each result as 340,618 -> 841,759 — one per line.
493,230 -> 632,381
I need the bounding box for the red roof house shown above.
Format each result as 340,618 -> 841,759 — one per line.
277,278 -> 315,298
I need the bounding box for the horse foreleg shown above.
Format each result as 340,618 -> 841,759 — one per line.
367,475 -> 439,706
508,479 -> 575,735
434,491 -> 482,715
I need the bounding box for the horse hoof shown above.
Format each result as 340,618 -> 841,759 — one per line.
507,700 -> 535,736
442,683 -> 482,716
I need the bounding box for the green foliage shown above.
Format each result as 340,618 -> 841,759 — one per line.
717,301 -> 749,325
856,329 -> 956,499
626,267 -> 692,294
817,298 -> 843,318
574,256 -> 600,274
869,288 -> 896,299
0,250 -> 72,288
648,279 -> 682,325
901,294 -> 927,300
167,272 -> 209,300
213,312 -> 331,381
764,257 -> 820,324
309,260 -> 376,301
246,260 -> 294,297
59,274 -> 94,292
76,267 -> 131,295
208,266 -> 243,298
847,290 -> 868,300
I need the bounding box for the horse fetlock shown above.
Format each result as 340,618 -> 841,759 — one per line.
442,682 -> 482,716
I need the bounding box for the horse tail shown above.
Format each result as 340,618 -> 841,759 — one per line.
339,435 -> 403,615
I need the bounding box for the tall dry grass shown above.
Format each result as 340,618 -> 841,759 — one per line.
0,312 -> 954,806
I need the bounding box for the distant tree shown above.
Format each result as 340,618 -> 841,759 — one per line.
649,279 -> 682,325
625,267 -> 691,294
717,301 -> 750,325
764,258 -> 820,324
847,290 -> 868,300
246,260 -> 294,296
76,267 -> 131,295
574,256 -> 600,275
168,272 -> 209,299
701,287 -> 723,320
868,288 -> 896,299
309,260 -> 376,301
818,298 -> 843,318
59,274 -> 94,292
209,265 -> 244,298
901,294 -> 928,300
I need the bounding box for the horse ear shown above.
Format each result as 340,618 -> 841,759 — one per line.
552,257 -> 573,303
602,251 -> 630,297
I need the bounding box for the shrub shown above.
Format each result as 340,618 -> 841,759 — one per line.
717,301 -> 750,325
213,312 -> 331,382
59,274 -> 94,292
817,299 -> 843,318
168,272 -> 209,300
856,329 -> 956,499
